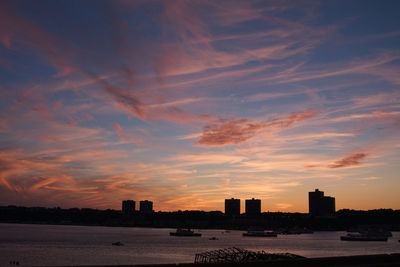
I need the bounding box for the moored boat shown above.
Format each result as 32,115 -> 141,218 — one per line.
347,226 -> 392,238
340,233 -> 388,241
243,227 -> 277,237
170,228 -> 201,237
276,227 -> 314,235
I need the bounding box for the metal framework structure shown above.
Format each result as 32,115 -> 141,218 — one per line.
194,247 -> 303,264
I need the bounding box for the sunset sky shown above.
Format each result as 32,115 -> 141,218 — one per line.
0,0 -> 399,212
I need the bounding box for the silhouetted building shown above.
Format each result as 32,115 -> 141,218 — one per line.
140,200 -> 153,213
122,200 -> 135,214
309,189 -> 335,216
225,198 -> 240,216
245,198 -> 261,216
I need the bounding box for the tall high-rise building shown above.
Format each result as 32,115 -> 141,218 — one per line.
245,198 -> 261,216
122,200 -> 135,214
140,200 -> 153,213
309,189 -> 335,216
225,198 -> 240,216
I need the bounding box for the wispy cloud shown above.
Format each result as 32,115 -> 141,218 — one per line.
330,110 -> 400,123
329,152 -> 367,169
90,75 -> 145,119
357,176 -> 380,181
198,119 -> 265,146
276,203 -> 293,210
112,123 -> 144,145
197,110 -> 317,146
169,154 -> 246,166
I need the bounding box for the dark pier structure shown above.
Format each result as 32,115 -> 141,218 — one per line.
195,247 -> 303,264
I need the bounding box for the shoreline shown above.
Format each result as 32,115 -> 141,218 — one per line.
2,222 -> 400,234
2,206 -> 400,232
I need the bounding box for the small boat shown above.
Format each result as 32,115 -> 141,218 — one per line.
112,241 -> 124,246
243,227 -> 277,237
276,227 -> 314,235
347,227 -> 392,237
170,228 -> 201,237
340,233 -> 387,242
209,237 -> 218,240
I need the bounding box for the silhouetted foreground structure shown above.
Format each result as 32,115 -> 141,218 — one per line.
309,189 -> 335,216
1,206 -> 400,231
195,247 -> 304,263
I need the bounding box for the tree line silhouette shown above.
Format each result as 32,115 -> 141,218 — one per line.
1,206 -> 399,231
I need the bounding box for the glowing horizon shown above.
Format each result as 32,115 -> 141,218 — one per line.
0,0 -> 399,212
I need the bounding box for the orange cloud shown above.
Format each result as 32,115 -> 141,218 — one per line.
357,176 -> 379,181
276,203 -> 293,210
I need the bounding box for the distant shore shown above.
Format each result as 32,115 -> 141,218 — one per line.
1,206 -> 400,231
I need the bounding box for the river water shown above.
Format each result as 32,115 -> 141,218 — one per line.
0,223 -> 399,266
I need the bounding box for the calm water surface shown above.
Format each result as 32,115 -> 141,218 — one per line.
0,223 -> 399,266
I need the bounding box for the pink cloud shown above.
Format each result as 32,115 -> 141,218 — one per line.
0,2 -> 74,76
113,123 -> 123,139
145,105 -> 213,124
0,118 -> 9,133
86,72 -> 215,124
329,152 -> 367,169
0,35 -> 11,49
205,1 -> 263,26
330,110 -> 400,123
248,52 -> 400,85
89,75 -> 146,119
153,1 -> 331,80
31,104 -> 49,116
162,1 -> 210,43
197,110 -> 318,146
112,123 -> 144,145
198,119 -> 264,146
266,110 -> 317,130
